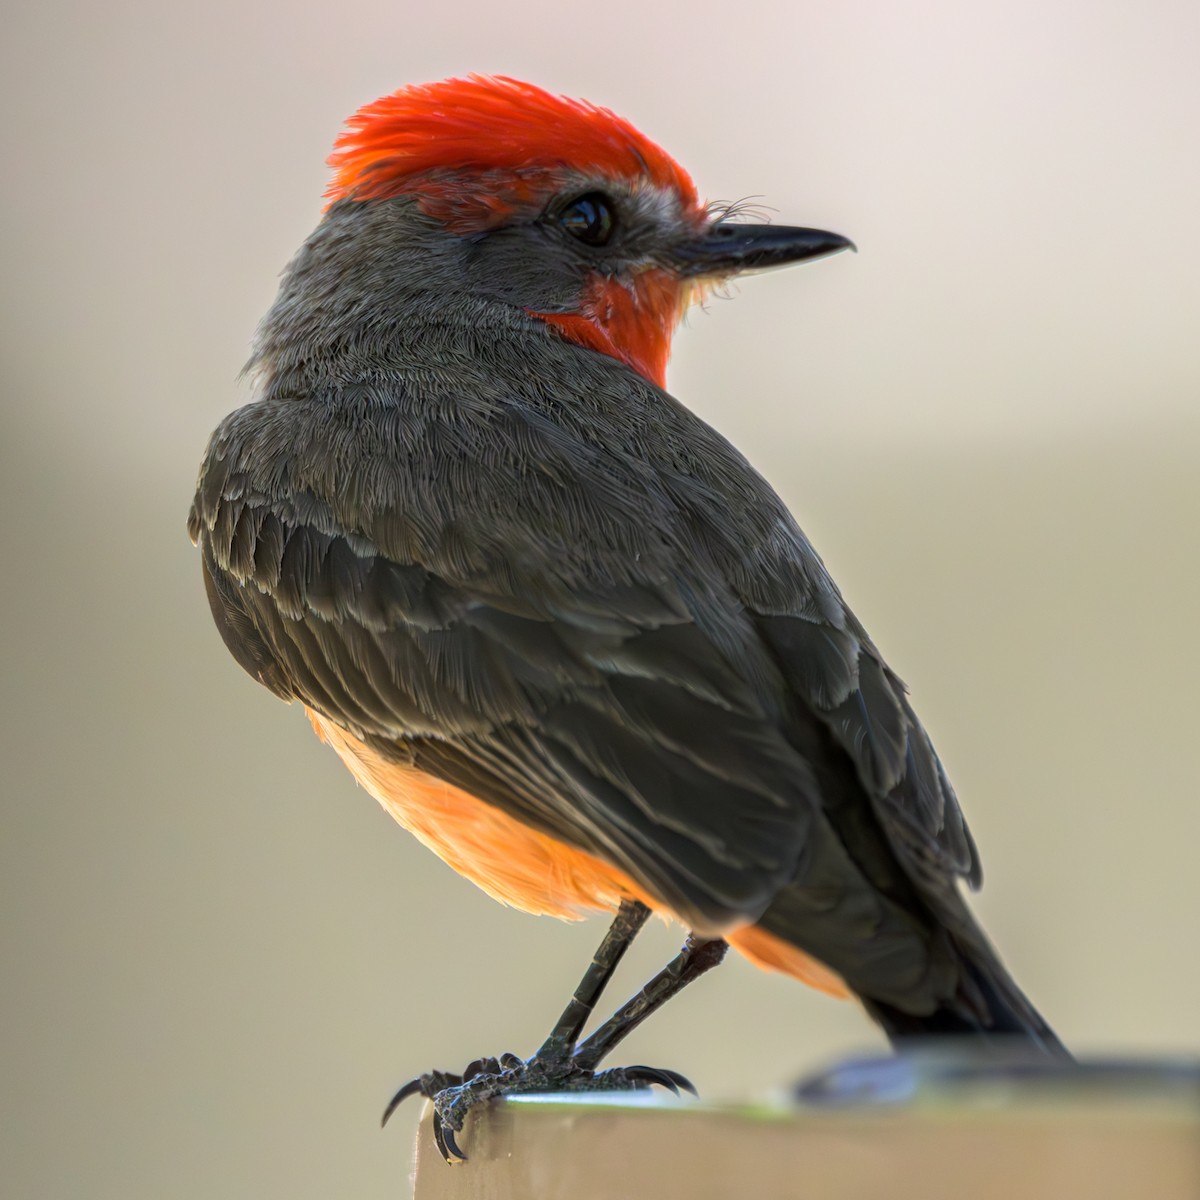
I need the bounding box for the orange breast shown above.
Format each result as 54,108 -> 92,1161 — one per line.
307,709 -> 651,918
306,707 -> 848,997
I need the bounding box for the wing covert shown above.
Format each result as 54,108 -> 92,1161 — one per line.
191,369 -> 981,941
193,470 -> 824,930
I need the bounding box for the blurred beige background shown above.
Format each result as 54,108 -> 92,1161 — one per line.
2,1 -> 1198,1197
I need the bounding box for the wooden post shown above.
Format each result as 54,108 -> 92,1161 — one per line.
411,1079 -> 1200,1199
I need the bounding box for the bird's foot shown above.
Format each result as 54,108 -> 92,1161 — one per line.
383,1051 -> 694,1162
381,902 -> 719,1163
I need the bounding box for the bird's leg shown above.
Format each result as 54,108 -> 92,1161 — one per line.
536,898 -> 650,1058
384,904 -> 727,1163
574,933 -> 729,1070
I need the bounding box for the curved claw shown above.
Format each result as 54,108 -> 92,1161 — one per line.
382,1071 -> 464,1128
624,1064 -> 698,1097
381,1077 -> 426,1128
433,1115 -> 467,1164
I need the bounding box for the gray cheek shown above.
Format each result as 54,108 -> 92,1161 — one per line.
464,226 -> 589,313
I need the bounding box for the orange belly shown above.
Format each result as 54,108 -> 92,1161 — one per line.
307,707 -> 848,997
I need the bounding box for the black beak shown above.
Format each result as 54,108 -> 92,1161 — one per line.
672,223 -> 855,277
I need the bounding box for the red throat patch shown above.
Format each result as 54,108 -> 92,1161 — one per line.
531,271 -> 692,389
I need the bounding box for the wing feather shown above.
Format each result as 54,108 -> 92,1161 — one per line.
191,376 -> 980,949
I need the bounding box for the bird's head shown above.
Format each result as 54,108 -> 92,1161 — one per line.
322,75 -> 852,388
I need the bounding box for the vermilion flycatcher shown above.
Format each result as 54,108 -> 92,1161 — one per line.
190,75 -> 1064,1160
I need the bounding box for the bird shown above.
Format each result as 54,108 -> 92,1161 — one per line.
189,74 -> 1065,1160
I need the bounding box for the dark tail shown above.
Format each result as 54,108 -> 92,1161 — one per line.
862,944 -> 1071,1060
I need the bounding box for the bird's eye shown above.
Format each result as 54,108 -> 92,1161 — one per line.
558,193 -> 616,247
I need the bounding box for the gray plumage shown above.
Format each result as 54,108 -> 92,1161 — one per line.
191,188 -> 1062,1051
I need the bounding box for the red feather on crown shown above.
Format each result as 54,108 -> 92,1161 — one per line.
325,75 -> 698,214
